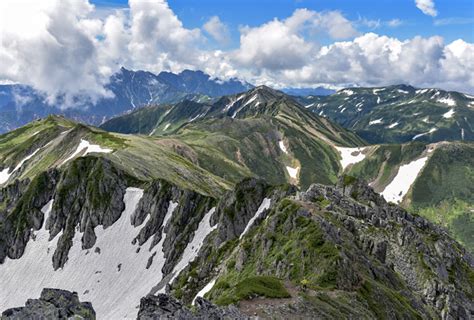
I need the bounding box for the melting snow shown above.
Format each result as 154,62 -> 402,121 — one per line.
340,89 -> 355,96
387,122 -> 399,129
437,97 -> 456,106
279,140 -> 288,154
61,139 -> 112,166
381,157 -> 428,203
0,148 -> 41,184
164,123 -> 171,131
369,118 -> 383,125
304,103 -> 315,108
376,96 -> 381,104
397,89 -> 409,94
412,128 -> 437,140
463,93 -> 474,99
193,279 -> 216,305
416,89 -> 429,94
0,188 -> 188,318
240,198 -> 271,239
286,166 -> 299,179
373,88 -> 384,94
163,207 -> 217,290
335,147 -> 367,170
340,107 -> 346,113
443,109 -> 455,119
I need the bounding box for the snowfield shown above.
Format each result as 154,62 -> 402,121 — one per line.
240,198 -> 271,240
0,188 -> 203,319
162,207 -> 217,291
335,147 -> 367,170
381,157 -> 428,203
61,139 -> 112,166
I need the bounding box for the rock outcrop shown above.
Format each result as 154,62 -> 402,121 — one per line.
137,294 -> 247,319
1,288 -> 95,319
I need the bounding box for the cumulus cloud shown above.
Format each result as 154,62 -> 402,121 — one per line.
0,0 -> 111,106
0,0 -> 473,104
415,0 -> 437,17
203,16 -> 230,44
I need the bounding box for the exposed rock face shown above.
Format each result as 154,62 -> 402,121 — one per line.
1,288 -> 95,319
137,294 -> 247,320
0,169 -> 59,263
171,177 -> 474,319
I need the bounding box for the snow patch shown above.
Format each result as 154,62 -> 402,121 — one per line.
412,128 -> 437,140
304,103 -> 315,108
335,147 -> 367,170
279,140 -> 288,154
369,118 -> 383,125
0,148 -> 41,184
286,166 -> 299,179
387,122 -> 399,129
381,157 -> 429,203
193,279 -> 216,305
164,207 -> 217,290
164,123 -> 171,131
442,109 -> 455,119
61,139 -> 112,166
340,89 -> 355,96
240,198 -> 271,240
437,97 -> 456,106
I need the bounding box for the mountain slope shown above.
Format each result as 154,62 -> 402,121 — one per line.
101,86 -> 366,188
298,85 -> 474,143
341,141 -> 474,253
0,68 -> 252,133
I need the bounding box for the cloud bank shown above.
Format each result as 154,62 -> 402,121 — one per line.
0,0 -> 473,107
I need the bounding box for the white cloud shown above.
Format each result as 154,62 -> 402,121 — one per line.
203,16 -> 230,44
1,0 -> 473,105
415,0 -> 437,17
387,19 -> 403,27
0,0 -> 111,107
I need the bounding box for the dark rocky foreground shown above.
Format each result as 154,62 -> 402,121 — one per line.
137,294 -> 248,319
1,288 -> 95,319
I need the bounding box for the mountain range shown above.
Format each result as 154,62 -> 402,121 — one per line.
0,68 -> 252,134
0,82 -> 473,319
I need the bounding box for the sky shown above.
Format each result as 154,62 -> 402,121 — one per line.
0,0 -> 473,106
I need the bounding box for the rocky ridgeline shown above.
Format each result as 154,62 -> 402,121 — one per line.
0,151 -> 472,319
170,177 -> 473,319
1,289 -> 95,319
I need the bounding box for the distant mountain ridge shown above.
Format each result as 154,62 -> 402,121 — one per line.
297,84 -> 474,143
0,68 -> 253,133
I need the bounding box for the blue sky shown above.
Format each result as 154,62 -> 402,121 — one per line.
92,0 -> 474,46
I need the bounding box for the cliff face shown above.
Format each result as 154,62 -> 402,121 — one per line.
0,152 -> 472,319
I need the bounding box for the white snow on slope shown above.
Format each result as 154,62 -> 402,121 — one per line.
279,140 -> 288,154
381,157 -> 428,203
369,118 -> 383,125
373,88 -> 384,94
0,148 -> 41,184
464,93 -> 474,99
335,147 -> 367,170
340,89 -> 354,96
232,94 -> 258,118
286,166 -> 299,179
437,97 -> 456,106
61,139 -> 112,166
376,96 -> 381,104
397,89 -> 409,94
412,128 -> 437,140
304,103 -> 315,108
193,279 -> 216,305
0,168 -> 10,184
163,207 -> 217,289
240,198 -> 271,240
387,122 -> 399,129
164,123 -> 171,131
443,109 -> 455,119
0,188 -> 186,319
224,94 -> 245,111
